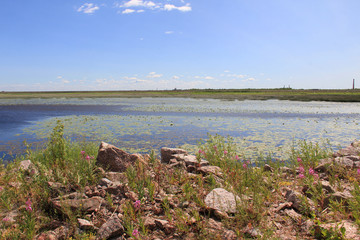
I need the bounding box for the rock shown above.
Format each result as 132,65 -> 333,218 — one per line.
314,158 -> 333,172
319,220 -> 360,240
320,180 -> 336,194
198,166 -> 223,177
154,219 -> 175,234
205,188 -> 242,214
105,172 -> 127,183
178,201 -> 190,209
96,215 -> 124,240
99,178 -> 113,187
96,142 -> 136,172
334,157 -> 354,168
284,209 -> 302,222
280,167 -> 294,174
324,191 -> 353,208
222,229 -> 238,239
19,160 -> 38,175
143,217 -> 156,230
77,218 -> 96,231
37,225 -> 70,240
161,147 -> 188,164
285,189 -> 315,214
243,225 -> 262,238
333,144 -> 360,157
52,196 -> 104,215
263,164 -> 274,172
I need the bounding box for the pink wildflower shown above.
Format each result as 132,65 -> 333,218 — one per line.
299,166 -> 305,173
81,150 -> 86,155
134,200 -> 141,209
25,199 -> 32,212
297,157 -> 302,163
309,168 -> 315,175
224,150 -> 228,155
243,163 -> 247,169
357,168 -> 360,175
235,155 -> 239,161
335,174 -> 338,178
313,173 -> 319,179
2,217 -> 10,222
85,155 -> 91,162
132,229 -> 139,237
298,173 -> 305,179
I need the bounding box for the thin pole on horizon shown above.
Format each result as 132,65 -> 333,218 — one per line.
353,79 -> 355,90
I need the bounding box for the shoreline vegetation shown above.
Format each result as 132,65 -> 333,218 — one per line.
1,88 -> 360,102
1,122 -> 360,239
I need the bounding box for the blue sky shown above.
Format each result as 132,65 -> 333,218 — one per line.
1,0 -> 360,91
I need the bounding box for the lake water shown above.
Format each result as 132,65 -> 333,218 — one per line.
1,98 -> 360,161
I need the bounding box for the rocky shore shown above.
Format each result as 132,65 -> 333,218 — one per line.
1,140 -> 360,239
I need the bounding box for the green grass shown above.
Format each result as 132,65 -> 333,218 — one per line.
1,88 -> 360,102
0,122 -> 359,239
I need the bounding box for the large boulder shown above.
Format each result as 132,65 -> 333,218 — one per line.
205,188 -> 242,214
161,147 -> 188,164
96,142 -> 137,172
96,215 -> 124,240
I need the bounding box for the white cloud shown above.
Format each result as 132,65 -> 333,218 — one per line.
77,3 -> 100,14
122,9 -> 135,14
172,75 -> 180,79
164,3 -> 191,12
122,0 -> 158,9
165,31 -> 174,34
243,77 -> 256,82
147,72 -> 163,78
194,76 -> 215,80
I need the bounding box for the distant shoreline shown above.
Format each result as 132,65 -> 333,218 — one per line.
1,88 -> 360,102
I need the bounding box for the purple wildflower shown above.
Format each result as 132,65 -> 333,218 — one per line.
243,163 -> 247,169
26,199 -> 32,212
132,229 -> 139,237
134,200 -> 141,209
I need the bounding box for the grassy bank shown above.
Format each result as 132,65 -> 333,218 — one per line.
1,89 -> 360,102
1,122 -> 360,239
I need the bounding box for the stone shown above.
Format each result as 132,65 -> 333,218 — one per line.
37,225 -> 70,240
314,158 -> 333,172
96,215 -> 124,240
205,188 -> 241,214
324,191 -> 353,208
143,217 -> 156,230
334,157 -> 354,168
77,218 -> 96,231
105,172 -> 127,183
319,220 -> 360,240
99,178 -> 113,187
285,189 -> 315,214
264,164 -> 274,172
52,196 -> 104,215
19,160 -> 38,175
160,147 -> 188,164
222,229 -> 238,240
96,142 -> 136,172
198,166 -> 223,177
284,209 -> 302,222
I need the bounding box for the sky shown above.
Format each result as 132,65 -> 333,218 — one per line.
1,0 -> 360,91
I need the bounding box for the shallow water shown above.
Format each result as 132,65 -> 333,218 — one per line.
1,98 -> 359,161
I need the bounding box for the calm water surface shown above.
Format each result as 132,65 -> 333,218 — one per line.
1,98 -> 359,161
